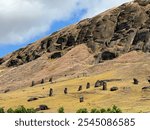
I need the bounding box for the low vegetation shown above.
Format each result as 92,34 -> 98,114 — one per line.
0,106 -> 36,113
0,107 -> 4,113
77,105 -> 122,113
0,105 -> 122,113
90,105 -> 122,113
76,108 -> 88,113
58,107 -> 65,113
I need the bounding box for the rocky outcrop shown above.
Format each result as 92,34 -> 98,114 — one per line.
50,51 -> 62,59
135,0 -> 150,6
0,58 -> 4,65
1,0 -> 150,67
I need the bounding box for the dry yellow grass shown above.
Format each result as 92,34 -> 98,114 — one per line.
0,44 -> 94,91
0,51 -> 150,113
0,69 -> 150,113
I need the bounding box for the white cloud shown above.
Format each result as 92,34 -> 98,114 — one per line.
79,0 -> 133,19
0,0 -> 132,45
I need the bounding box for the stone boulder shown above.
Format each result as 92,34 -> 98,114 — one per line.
142,86 -> 150,91
36,105 -> 49,111
27,97 -> 38,102
101,51 -> 117,60
6,59 -> 19,67
50,52 -> 62,59
110,87 -> 118,91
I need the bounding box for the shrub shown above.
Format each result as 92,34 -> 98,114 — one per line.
7,108 -> 14,113
100,108 -> 106,113
1,106 -> 36,113
14,106 -> 27,113
13,106 -> 36,113
110,105 -> 122,113
0,107 -> 5,113
106,108 -> 112,113
91,108 -> 100,113
91,106 -> 122,113
26,108 -> 37,113
58,107 -> 64,113
76,108 -> 88,113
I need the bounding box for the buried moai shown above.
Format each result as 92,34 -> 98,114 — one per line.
102,81 -> 107,90
95,80 -> 101,87
31,81 -> 35,87
78,85 -> 82,91
94,80 -> 104,87
49,88 -> 53,97
4,89 -> 10,93
133,78 -> 139,85
41,79 -> 44,84
86,82 -> 90,89
148,79 -> 150,84
64,88 -> 68,94
95,80 -> 107,90
79,96 -> 84,103
49,77 -> 53,83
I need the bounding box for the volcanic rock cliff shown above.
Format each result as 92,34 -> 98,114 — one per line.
0,0 -> 150,91
0,0 -> 150,67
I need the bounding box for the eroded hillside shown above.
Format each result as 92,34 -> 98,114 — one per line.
0,51 -> 150,112
0,0 -> 150,92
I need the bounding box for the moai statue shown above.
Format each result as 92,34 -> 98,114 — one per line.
41,79 -> 44,84
79,96 -> 84,103
133,78 -> 139,85
95,80 -> 101,87
31,81 -> 35,87
102,81 -> 107,90
49,88 -> 53,97
64,88 -> 68,94
49,77 -> 53,83
86,82 -> 90,89
78,85 -> 82,91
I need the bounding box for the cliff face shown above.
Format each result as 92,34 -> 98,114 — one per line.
1,0 -> 150,67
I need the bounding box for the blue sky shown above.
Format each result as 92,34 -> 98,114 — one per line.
0,8 -> 86,57
0,0 -> 132,57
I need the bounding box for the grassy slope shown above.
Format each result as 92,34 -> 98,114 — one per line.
0,70 -> 150,113
0,51 -> 150,113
